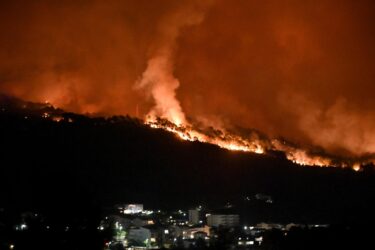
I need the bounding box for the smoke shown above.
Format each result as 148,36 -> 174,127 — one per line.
135,1 -> 209,125
173,0 -> 375,157
281,95 -> 375,155
1,0 -> 375,159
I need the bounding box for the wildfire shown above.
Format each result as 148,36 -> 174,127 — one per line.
352,163 -> 361,172
146,116 -> 265,155
271,140 -> 332,167
145,117 -> 372,171
132,0 -> 372,172
286,152 -> 331,167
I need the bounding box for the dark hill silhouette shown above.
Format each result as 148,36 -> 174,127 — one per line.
0,94 -> 374,225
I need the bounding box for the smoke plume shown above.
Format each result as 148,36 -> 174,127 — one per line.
135,2 -> 209,125
1,0 -> 375,159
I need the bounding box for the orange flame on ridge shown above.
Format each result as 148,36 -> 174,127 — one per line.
145,116 -> 372,172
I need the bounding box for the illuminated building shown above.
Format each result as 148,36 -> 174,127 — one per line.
182,226 -> 210,239
207,214 -> 239,228
127,227 -> 151,247
123,204 -> 143,214
188,209 -> 199,225
238,237 -> 255,246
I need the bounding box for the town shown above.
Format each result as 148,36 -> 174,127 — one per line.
2,200 -> 346,250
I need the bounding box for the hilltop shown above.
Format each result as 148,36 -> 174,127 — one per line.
0,94 -> 374,224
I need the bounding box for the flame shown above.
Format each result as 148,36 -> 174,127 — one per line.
146,116 -> 266,154
271,140 -> 332,167
352,163 -> 360,172
145,117 -> 373,171
52,116 -> 63,122
286,151 -> 331,167
131,1 -> 372,172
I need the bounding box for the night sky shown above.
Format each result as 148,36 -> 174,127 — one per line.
1,1 -> 375,237
1,1 -> 375,157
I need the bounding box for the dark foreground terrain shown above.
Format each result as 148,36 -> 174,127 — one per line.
0,95 -> 374,249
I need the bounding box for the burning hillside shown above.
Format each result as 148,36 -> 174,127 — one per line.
129,1 -> 375,172
145,116 -> 374,171
1,1 -> 375,172
0,93 -> 374,171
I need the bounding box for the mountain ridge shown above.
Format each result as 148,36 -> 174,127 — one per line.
1,94 -> 374,224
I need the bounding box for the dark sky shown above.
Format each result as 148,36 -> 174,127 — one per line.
1,0 -> 375,157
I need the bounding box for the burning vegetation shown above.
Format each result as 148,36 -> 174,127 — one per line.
145,116 -> 374,171
1,1 -> 375,172
1,93 -> 374,171
130,1 -> 374,172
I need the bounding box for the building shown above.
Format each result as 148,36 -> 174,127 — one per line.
237,236 -> 255,247
188,209 -> 200,225
207,214 -> 239,228
255,193 -> 273,203
182,226 -> 210,240
127,226 -> 151,247
124,204 -> 143,214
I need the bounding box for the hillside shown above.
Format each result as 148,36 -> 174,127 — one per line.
0,94 -> 374,224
